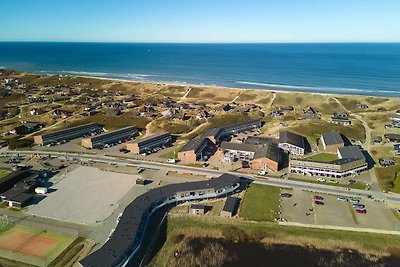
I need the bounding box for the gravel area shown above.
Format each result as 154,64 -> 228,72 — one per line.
28,166 -> 137,224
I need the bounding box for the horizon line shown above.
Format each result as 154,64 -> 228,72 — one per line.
1,41 -> 400,44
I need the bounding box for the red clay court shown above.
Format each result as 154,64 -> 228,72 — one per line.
0,224 -> 76,266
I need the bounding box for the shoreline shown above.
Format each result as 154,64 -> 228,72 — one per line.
59,73 -> 397,99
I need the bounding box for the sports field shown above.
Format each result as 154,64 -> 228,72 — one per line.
0,224 -> 76,267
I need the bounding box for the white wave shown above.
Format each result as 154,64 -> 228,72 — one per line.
235,81 -> 372,94
39,70 -> 158,80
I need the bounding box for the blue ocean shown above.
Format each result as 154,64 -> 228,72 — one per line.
0,42 -> 399,97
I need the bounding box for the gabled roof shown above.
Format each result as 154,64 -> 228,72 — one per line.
322,132 -> 344,146
279,131 -> 305,149
338,145 -> 365,160
222,197 -> 240,213
180,138 -> 209,153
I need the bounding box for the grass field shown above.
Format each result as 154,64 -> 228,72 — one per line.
0,224 -> 76,267
306,153 -> 338,162
160,140 -> 188,159
239,184 -> 280,222
0,170 -> 11,180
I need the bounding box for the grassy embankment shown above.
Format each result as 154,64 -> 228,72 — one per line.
149,215 -> 400,267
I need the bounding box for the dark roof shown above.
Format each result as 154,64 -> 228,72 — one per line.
254,143 -> 281,163
202,127 -> 223,139
279,131 -> 305,149
133,132 -> 170,146
220,142 -> 257,153
245,136 -> 278,146
222,197 -> 240,213
80,173 -> 241,267
202,119 -> 261,139
40,123 -> 101,139
338,146 -> 365,160
86,126 -> 137,142
180,138 -> 209,153
190,204 -> 206,210
8,192 -> 34,204
1,186 -> 26,200
0,171 -> 38,194
322,132 -> 344,146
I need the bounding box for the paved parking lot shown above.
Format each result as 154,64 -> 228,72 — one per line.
28,166 -> 138,224
281,188 -> 399,230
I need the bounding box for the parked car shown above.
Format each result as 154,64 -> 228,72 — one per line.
317,178 -> 326,182
356,209 -> 367,214
258,170 -> 268,175
314,195 -> 323,201
167,158 -> 176,163
314,200 -> 324,205
352,204 -> 365,209
336,196 -> 348,202
242,161 -> 250,168
329,179 -> 339,184
280,193 -> 292,198
348,179 -> 356,185
349,199 -> 360,204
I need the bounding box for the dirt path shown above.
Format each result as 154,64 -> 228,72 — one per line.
231,91 -> 243,103
179,87 -> 192,102
180,122 -> 209,139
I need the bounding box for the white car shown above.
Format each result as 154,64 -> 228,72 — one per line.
317,178 -> 326,182
167,158 -> 176,163
336,196 -> 348,202
258,170 -> 267,175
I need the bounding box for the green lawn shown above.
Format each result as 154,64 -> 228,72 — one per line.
0,170 -> 11,180
239,184 -> 280,222
160,140 -> 188,159
306,153 -> 338,162
375,165 -> 400,193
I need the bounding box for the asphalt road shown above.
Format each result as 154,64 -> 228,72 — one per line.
1,150 -> 398,204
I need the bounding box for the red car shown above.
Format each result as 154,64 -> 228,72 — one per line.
313,195 -> 323,201
356,209 -> 367,214
241,161 -> 250,168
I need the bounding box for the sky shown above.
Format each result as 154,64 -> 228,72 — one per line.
0,0 -> 399,43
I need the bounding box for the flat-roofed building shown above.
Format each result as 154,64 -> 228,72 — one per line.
82,126 -> 138,149
34,122 -> 103,146
178,138 -> 215,163
321,132 -> 344,153
279,131 -> 307,155
190,204 -> 206,215
126,132 -> 171,154
290,145 -> 367,178
220,197 -> 240,218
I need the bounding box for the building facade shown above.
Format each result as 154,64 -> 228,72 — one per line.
278,131 -> 307,155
